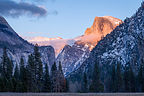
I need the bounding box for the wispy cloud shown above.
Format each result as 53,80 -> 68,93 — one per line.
27,32 -> 37,34
0,0 -> 56,18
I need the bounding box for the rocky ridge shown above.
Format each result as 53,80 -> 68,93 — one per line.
67,2 -> 144,92
0,16 -> 55,69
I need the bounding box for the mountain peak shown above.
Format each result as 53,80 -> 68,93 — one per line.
76,16 -> 123,46
0,16 -> 8,25
0,16 -> 32,50
85,16 -> 123,36
0,16 -> 17,36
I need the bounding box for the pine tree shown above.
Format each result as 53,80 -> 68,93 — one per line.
65,79 -> 69,92
129,65 -> 136,92
112,64 -> 116,92
58,61 -> 66,92
109,63 -> 116,92
116,62 -> 123,92
138,58 -> 144,92
1,47 -> 8,91
43,63 -> 51,92
27,54 -> 37,92
14,64 -> 19,81
51,62 -> 57,74
83,72 -> 88,92
0,61 -> 2,76
12,64 -> 20,92
124,62 -> 130,92
19,57 -> 28,92
7,59 -> 14,92
34,44 -> 43,92
89,60 -> 104,92
1,47 -> 13,91
0,62 -> 4,92
20,57 -> 24,81
7,59 -> 13,80
124,62 -> 136,92
51,62 -> 58,92
0,76 -> 4,92
1,47 -> 8,78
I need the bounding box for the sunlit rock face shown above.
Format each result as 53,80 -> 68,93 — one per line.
80,16 -> 123,46
85,16 -> 122,36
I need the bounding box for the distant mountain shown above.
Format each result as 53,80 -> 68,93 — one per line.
0,16 -> 55,69
56,16 -> 122,76
28,37 -> 75,56
67,2 -> 144,92
29,37 -> 63,42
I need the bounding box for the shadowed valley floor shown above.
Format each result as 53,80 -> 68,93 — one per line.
0,93 -> 144,96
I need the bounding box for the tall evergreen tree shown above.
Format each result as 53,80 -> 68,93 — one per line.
34,44 -> 43,92
51,62 -> 57,74
83,72 -> 88,92
0,61 -> 4,92
129,65 -> 136,92
116,62 -> 123,92
138,58 -> 144,92
107,61 -> 117,92
0,63 -> 1,74
89,60 -> 104,92
58,61 -> 66,92
1,47 -> 8,91
51,62 -> 58,92
7,59 -> 14,92
27,54 -> 37,92
124,62 -> 131,92
1,47 -> 13,91
7,59 -> 13,80
20,57 -> 24,81
14,64 -> 19,80
0,76 -> 4,92
124,62 -> 136,92
19,57 -> 28,92
109,63 -> 116,92
65,79 -> 69,92
12,64 -> 20,92
43,63 -> 51,92
1,47 -> 8,77
2,48 -> 13,79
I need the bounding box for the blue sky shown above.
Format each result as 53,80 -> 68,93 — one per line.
5,0 -> 143,39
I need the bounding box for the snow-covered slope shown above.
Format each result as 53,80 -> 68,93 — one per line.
56,42 -> 91,75
67,2 -> 144,92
